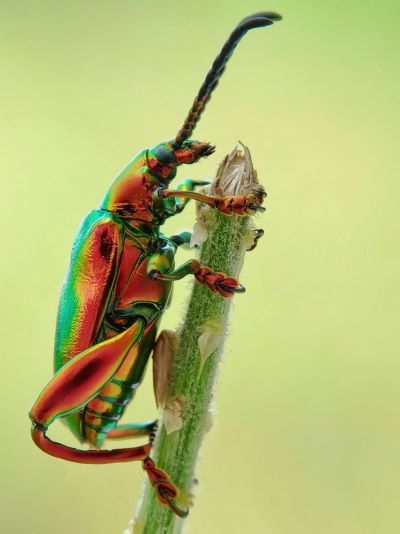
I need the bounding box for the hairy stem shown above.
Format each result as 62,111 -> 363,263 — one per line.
131,144 -> 264,534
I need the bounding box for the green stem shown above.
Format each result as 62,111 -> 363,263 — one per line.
132,144 -> 263,534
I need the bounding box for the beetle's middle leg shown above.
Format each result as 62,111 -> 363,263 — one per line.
107,420 -> 158,441
170,230 -> 192,247
30,319 -> 152,463
148,258 -> 244,298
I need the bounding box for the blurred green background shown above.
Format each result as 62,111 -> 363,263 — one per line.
1,1 -> 399,533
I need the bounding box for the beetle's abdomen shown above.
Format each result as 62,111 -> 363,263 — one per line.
82,378 -> 137,447
82,319 -> 158,448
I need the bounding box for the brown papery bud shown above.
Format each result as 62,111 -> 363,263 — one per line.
211,142 -> 266,203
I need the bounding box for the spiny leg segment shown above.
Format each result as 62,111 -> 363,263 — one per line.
30,319 -> 187,516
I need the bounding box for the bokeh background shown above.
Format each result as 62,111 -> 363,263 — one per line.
1,1 -> 399,533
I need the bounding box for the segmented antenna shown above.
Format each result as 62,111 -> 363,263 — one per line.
174,12 -> 282,147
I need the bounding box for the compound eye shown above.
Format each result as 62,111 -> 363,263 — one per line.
154,145 -> 177,165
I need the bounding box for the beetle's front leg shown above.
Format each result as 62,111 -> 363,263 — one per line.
174,178 -> 210,213
148,258 -> 244,298
159,188 -> 266,216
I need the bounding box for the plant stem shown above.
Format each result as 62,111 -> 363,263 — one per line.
132,144 -> 264,534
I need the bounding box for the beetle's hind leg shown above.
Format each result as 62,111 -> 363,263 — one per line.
30,319 -> 153,464
30,318 -> 187,516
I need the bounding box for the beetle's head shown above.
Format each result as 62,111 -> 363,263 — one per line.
147,140 -> 215,180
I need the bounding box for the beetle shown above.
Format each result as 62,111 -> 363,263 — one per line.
29,12 -> 281,517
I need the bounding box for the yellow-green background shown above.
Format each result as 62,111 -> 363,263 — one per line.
1,1 -> 399,533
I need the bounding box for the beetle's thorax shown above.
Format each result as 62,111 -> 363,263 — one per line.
101,149 -> 176,224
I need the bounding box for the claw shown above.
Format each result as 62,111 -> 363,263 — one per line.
159,487 -> 189,518
248,203 -> 266,213
230,284 -> 246,294
194,267 -> 244,298
149,420 -> 159,444
191,179 -> 211,186
202,144 -> 216,157
218,280 -> 245,297
247,228 -> 264,252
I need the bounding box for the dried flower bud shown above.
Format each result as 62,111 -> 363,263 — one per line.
211,142 -> 265,202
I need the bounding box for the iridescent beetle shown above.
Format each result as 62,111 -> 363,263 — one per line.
30,12 -> 281,517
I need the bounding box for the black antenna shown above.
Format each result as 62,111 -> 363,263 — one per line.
174,12 -> 282,147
